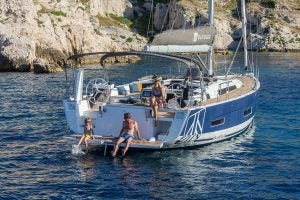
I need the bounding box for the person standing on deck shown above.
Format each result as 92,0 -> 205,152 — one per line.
111,112 -> 141,157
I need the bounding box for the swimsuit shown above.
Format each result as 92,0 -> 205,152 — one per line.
120,133 -> 134,141
121,120 -> 135,141
153,93 -> 162,97
152,86 -> 162,98
84,127 -> 94,139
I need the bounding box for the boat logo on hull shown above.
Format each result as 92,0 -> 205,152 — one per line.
180,108 -> 206,136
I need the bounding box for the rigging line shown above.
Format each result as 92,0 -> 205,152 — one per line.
226,37 -> 243,77
151,0 -> 154,36
253,52 -> 258,78
170,3 -> 181,31
236,1 -> 241,21
147,0 -> 154,38
195,54 -> 209,72
190,2 -> 194,30
160,0 -> 172,33
182,0 -> 188,32
222,51 -> 227,76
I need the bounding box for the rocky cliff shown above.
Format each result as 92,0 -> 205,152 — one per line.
0,0 -> 299,72
153,0 -> 300,51
0,0 -> 146,72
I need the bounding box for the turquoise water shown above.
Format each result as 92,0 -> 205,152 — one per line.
0,53 -> 299,199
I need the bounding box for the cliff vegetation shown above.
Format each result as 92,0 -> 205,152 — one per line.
0,0 -> 299,72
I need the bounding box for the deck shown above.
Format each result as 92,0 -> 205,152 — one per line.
201,75 -> 256,106
88,75 -> 257,119
69,134 -> 163,149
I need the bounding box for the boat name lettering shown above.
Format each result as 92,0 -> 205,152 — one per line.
193,33 -> 211,42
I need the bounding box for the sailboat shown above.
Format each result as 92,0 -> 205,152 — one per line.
63,0 -> 260,151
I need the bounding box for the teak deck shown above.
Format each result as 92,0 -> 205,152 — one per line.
71,134 -> 162,147
201,76 -> 255,106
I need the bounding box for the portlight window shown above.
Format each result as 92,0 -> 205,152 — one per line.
244,107 -> 252,117
211,118 -> 225,127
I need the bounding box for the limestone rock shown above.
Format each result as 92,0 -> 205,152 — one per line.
33,58 -> 63,73
0,0 -> 299,73
0,0 -> 145,72
0,32 -> 35,72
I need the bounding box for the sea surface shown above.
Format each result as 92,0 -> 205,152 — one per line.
0,52 -> 299,199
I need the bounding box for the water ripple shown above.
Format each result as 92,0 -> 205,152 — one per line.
1,53 -> 300,199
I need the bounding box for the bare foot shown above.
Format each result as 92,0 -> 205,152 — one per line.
111,151 -> 116,157
122,149 -> 126,157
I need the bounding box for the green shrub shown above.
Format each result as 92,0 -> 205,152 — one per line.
51,10 -> 67,17
109,14 -> 132,27
126,37 -> 133,43
97,15 -> 115,27
261,0 -> 277,8
267,12 -> 276,20
132,13 -> 151,37
97,14 -> 132,28
80,0 -> 90,5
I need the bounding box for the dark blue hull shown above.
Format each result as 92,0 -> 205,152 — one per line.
163,89 -> 259,148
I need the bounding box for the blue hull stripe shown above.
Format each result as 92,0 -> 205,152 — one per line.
180,91 -> 258,136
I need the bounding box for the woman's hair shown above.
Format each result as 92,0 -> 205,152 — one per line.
154,81 -> 162,88
85,117 -> 92,124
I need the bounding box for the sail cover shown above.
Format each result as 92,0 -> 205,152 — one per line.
145,26 -> 216,53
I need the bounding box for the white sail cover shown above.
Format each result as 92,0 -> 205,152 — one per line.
144,26 -> 216,53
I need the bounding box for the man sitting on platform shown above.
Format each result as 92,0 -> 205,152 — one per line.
111,112 -> 141,157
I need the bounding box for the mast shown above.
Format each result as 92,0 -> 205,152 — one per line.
241,0 -> 248,68
208,0 -> 214,25
208,0 -> 214,76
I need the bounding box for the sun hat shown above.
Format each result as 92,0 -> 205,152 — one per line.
152,75 -> 162,82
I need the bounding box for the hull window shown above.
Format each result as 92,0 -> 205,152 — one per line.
218,85 -> 237,95
244,107 -> 252,117
211,118 -> 225,127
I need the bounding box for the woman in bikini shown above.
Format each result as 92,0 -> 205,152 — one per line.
111,112 -> 141,157
150,77 -> 165,126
